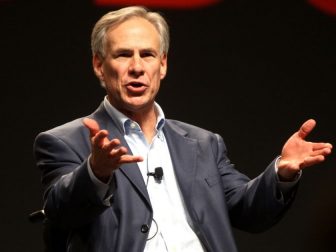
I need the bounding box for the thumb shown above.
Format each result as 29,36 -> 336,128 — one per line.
298,119 -> 316,139
83,118 -> 100,137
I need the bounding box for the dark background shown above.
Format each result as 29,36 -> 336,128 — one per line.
1,0 -> 335,251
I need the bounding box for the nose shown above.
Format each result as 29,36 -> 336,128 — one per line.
129,55 -> 144,77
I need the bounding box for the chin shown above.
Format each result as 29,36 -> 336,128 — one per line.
126,101 -> 154,113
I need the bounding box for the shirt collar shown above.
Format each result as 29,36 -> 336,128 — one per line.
103,96 -> 166,134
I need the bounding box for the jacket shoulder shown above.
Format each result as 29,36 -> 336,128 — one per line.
35,103 -> 106,142
166,119 -> 217,140
38,117 -> 87,141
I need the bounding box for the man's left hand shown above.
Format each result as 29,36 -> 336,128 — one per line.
278,119 -> 332,181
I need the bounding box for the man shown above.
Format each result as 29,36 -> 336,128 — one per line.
34,6 -> 332,252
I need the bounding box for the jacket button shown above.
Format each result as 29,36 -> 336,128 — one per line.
141,224 -> 149,233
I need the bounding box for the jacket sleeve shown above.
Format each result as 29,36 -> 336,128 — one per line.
34,131 -> 109,229
213,133 -> 298,233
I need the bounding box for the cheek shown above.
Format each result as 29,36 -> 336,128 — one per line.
151,65 -> 164,80
103,67 -> 122,92
103,61 -> 127,80
103,66 -> 119,80
150,72 -> 161,89
152,77 -> 161,94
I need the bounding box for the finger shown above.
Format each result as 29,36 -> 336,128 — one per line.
311,147 -> 332,157
103,139 -> 122,152
83,118 -> 101,137
312,142 -> 333,151
110,146 -> 143,165
119,155 -> 144,164
301,155 -> 325,168
92,130 -> 109,148
110,146 -> 128,158
298,119 -> 316,139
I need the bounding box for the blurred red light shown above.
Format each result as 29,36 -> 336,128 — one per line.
94,0 -> 220,9
309,0 -> 336,15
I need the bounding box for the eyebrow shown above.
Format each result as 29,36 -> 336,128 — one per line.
113,47 -> 158,55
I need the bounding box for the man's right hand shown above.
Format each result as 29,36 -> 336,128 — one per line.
83,118 -> 143,183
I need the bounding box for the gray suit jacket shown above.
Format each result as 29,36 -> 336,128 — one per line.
34,102 -> 296,252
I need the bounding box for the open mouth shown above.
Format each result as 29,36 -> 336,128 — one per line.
126,82 -> 147,93
129,82 -> 144,88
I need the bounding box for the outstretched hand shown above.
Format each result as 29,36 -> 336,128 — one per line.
278,119 -> 332,181
83,118 -> 143,183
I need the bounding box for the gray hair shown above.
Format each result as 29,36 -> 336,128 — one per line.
91,6 -> 170,59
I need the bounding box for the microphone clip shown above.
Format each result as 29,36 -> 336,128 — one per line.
147,167 -> 163,182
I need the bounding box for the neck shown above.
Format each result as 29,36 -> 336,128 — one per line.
107,97 -> 158,143
124,105 -> 158,144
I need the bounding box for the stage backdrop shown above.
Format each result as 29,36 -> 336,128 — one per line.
1,0 -> 335,251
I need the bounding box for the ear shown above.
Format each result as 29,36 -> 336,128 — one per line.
92,54 -> 104,81
160,53 -> 168,80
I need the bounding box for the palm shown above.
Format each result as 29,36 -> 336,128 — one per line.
278,119 -> 332,179
281,133 -> 315,169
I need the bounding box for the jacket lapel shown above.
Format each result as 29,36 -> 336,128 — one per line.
91,103 -> 151,207
163,121 -> 198,204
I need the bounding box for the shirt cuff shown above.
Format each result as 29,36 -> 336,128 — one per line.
274,156 -> 301,195
87,155 -> 113,206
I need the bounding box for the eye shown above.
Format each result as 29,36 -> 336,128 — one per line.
118,53 -> 131,58
141,50 -> 156,58
114,50 -> 132,58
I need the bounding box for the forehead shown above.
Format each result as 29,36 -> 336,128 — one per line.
107,17 -> 161,50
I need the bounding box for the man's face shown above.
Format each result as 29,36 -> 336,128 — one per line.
93,17 -> 167,115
